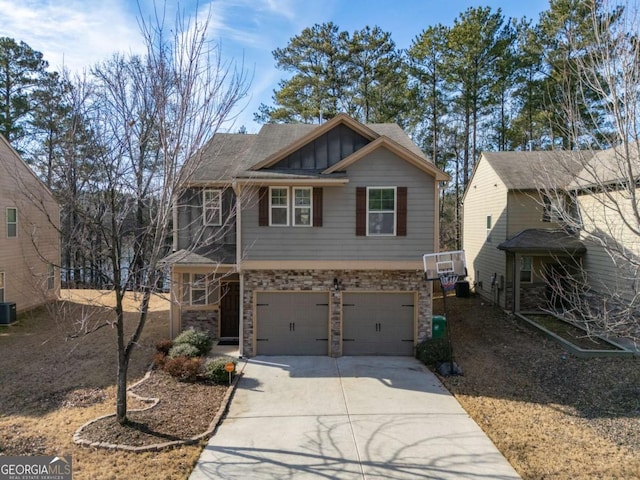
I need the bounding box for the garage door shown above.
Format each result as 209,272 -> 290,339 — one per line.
342,292 -> 415,355
256,292 -> 330,355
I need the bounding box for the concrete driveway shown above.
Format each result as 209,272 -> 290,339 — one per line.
190,356 -> 521,479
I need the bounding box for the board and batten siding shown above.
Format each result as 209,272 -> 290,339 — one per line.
176,187 -> 236,252
0,136 -> 60,311
241,149 -> 436,261
578,189 -> 640,299
462,158 -> 508,305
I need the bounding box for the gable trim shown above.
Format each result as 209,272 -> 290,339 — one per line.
322,136 -> 449,181
248,114 -> 380,171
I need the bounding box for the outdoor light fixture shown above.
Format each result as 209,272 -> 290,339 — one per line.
333,278 -> 340,291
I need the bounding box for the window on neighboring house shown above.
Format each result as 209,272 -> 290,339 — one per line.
0,272 -> 4,302
486,215 -> 492,242
47,264 -> 55,290
6,208 -> 17,238
293,187 -> 312,226
269,187 -> 289,226
367,187 -> 396,235
520,256 -> 533,283
542,194 -> 565,223
203,189 -> 222,226
182,273 -> 220,306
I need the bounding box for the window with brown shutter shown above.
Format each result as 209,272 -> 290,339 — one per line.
258,187 -> 268,226
397,186 -> 407,236
356,187 -> 366,236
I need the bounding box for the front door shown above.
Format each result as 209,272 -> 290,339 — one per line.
220,282 -> 240,338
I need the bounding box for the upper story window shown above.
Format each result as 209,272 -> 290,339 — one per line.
367,187 -> 396,236
47,264 -> 55,290
203,189 -> 222,226
269,187 -> 289,226
0,272 -> 4,302
6,208 -> 17,238
486,215 -> 492,242
293,188 -> 312,226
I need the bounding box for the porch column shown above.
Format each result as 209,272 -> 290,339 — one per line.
514,253 -> 521,312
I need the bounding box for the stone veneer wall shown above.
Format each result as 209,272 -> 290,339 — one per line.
242,269 -> 432,357
181,309 -> 219,340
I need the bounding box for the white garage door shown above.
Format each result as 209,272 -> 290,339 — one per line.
342,292 -> 415,355
256,292 -> 330,355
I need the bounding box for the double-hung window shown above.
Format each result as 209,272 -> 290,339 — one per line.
520,256 -> 533,283
367,187 -> 396,236
47,264 -> 55,290
0,272 -> 4,302
203,189 -> 222,226
182,273 -> 219,306
269,187 -> 289,226
293,188 -> 312,226
6,208 -> 17,238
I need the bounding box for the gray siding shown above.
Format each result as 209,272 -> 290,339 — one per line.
242,149 -> 436,260
176,187 -> 236,251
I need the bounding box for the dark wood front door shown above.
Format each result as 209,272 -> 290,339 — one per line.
220,282 -> 240,337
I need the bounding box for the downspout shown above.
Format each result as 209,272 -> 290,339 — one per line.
232,181 -> 244,357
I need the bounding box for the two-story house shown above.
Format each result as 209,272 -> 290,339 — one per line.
164,114 -> 449,357
0,134 -> 60,315
463,151 -> 586,312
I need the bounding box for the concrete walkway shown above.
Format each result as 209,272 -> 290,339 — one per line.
190,356 -> 521,479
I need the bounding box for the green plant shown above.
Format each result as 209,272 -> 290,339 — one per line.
163,356 -> 203,382
173,329 -> 212,356
155,338 -> 173,355
168,343 -> 200,359
415,337 -> 451,366
203,357 -> 237,384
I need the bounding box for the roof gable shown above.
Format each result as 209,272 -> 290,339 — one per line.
249,113 -> 379,171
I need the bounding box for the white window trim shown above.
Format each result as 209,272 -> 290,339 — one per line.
366,186 -> 397,236
47,264 -> 55,290
486,215 -> 492,242
203,189 -> 222,226
182,273 -> 220,306
269,187 -> 290,226
6,207 -> 17,238
292,187 -> 313,227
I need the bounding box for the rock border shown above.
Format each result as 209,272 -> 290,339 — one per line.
73,359 -> 246,452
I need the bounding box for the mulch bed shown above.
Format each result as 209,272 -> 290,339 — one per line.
78,371 -> 228,447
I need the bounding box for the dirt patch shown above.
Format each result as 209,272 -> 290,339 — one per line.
78,371 -> 228,447
438,294 -> 640,479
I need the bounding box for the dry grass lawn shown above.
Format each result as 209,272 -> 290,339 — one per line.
0,290 -> 204,480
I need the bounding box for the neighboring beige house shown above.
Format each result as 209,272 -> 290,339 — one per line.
462,151 -> 586,311
164,114 -> 449,357
0,134 -> 60,313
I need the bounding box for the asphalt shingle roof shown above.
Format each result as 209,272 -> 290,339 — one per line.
497,228 -> 586,254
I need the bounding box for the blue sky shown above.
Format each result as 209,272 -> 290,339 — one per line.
1,0 -> 551,132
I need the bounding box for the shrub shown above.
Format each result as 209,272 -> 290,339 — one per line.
173,329 -> 212,356
168,343 -> 200,359
203,357 -> 237,384
415,337 -> 451,367
163,356 -> 203,382
153,352 -> 167,369
155,338 -> 173,355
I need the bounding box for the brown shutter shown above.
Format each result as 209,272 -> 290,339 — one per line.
313,188 -> 323,227
258,187 -> 268,226
356,187 -> 366,236
397,186 -> 407,236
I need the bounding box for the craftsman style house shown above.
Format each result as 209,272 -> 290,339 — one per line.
462,151 -> 586,311
0,134 -> 60,314
165,114 -> 449,356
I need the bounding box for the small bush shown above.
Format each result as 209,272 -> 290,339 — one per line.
163,356 -> 203,382
153,352 -> 167,369
168,343 -> 200,359
173,329 -> 212,356
203,357 -> 237,384
415,337 -> 451,367
155,338 -> 173,355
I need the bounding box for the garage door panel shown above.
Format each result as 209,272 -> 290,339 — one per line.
256,292 -> 329,355
343,293 -> 415,356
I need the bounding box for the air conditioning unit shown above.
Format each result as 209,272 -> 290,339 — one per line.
0,302 -> 17,324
